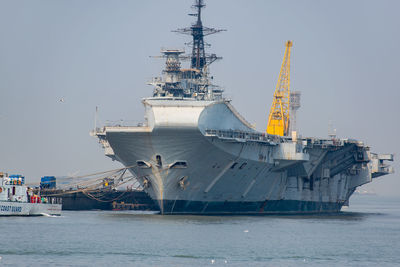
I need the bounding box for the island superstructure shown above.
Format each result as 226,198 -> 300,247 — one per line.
93,0 -> 394,214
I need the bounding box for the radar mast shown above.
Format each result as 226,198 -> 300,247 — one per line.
173,0 -> 225,72
149,0 -> 225,100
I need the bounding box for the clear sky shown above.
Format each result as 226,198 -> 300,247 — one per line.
0,0 -> 399,196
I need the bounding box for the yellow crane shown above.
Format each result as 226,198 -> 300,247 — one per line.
266,40 -> 292,136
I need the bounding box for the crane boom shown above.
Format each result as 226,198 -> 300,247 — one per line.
266,40 -> 292,136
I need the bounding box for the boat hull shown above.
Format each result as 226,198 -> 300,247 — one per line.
159,199 -> 343,215
0,201 -> 62,216
105,127 -> 355,215
96,100 -> 392,215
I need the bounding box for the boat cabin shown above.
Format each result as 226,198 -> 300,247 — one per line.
0,172 -> 29,202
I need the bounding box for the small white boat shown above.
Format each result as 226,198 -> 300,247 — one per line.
0,172 -> 61,216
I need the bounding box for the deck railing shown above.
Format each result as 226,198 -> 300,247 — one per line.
204,129 -> 280,144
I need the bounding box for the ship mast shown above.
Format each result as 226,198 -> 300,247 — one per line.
173,0 -> 225,72
191,0 -> 206,70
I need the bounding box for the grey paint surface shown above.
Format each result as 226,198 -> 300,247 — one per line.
99,98 -> 386,214
0,0 -> 398,195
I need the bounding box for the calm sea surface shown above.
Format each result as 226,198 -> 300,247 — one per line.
1,195 -> 399,266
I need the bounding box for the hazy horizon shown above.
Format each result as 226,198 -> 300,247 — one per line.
0,0 -> 398,196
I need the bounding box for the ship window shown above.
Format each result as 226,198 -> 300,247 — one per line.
230,162 -> 238,169
156,155 -> 162,166
239,163 -> 247,169
136,160 -> 151,168
170,161 -> 187,169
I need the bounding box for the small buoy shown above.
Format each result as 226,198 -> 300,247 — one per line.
211,259 -> 215,264
224,260 -> 228,263
244,230 -> 249,233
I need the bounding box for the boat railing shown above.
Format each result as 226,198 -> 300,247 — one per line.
104,120 -> 146,127
91,121 -> 148,136
204,129 -> 280,144
30,195 -> 62,204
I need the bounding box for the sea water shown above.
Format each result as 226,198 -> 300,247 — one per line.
0,194 -> 399,266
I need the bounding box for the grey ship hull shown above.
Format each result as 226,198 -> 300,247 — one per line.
159,200 -> 341,215
95,99 -> 392,214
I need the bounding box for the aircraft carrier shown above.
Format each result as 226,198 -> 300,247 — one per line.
93,0 -> 394,214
